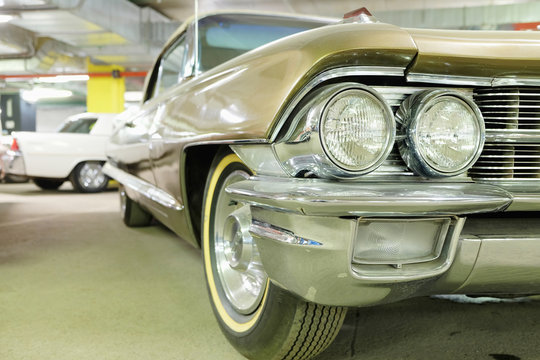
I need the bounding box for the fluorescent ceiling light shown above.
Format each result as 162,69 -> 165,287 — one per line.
21,88 -> 73,103
37,75 -> 90,83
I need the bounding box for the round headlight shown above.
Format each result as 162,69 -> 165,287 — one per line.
320,88 -> 395,174
397,90 -> 485,177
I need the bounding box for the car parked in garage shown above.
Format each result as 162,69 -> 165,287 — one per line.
5,112 -> 115,192
104,9 -> 540,360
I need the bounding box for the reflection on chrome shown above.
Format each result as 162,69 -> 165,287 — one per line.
251,219 -> 322,246
103,163 -> 183,211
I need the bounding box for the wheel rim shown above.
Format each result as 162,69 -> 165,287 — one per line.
213,170 -> 268,315
77,162 -> 106,190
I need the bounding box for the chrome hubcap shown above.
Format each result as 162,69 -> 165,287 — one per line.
78,162 -> 106,190
214,170 -> 267,315
223,207 -> 253,272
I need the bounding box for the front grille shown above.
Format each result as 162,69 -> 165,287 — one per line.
470,87 -> 540,181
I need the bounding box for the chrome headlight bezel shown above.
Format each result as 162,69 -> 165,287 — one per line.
273,82 -> 395,179
319,87 -> 396,174
396,90 -> 485,178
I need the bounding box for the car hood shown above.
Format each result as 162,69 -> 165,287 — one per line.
406,27 -> 540,80
152,22 -> 540,144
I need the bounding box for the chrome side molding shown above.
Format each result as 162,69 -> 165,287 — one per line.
250,219 -> 323,246
103,163 -> 184,211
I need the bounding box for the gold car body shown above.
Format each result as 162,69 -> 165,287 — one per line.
106,11 -> 540,307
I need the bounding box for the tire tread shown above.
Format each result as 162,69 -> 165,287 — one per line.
281,303 -> 346,360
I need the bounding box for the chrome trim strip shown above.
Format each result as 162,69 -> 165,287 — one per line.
407,73 -> 492,86
476,235 -> 540,241
103,163 -> 184,211
269,66 -> 405,142
184,138 -> 268,148
492,77 -> 540,87
226,177 -> 512,217
250,219 -> 323,246
407,73 -> 540,87
485,130 -> 540,143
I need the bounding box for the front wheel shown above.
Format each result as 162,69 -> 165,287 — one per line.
70,161 -> 109,193
202,151 -> 346,360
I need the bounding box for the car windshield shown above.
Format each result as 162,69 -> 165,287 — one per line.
57,118 -> 97,134
198,14 -> 331,72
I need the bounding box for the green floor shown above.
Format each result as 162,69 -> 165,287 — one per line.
0,183 -> 243,360
1,182 -> 539,360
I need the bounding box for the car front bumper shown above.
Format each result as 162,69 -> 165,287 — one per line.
226,177 -> 540,307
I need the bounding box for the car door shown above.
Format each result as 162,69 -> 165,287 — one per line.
148,33 -> 190,200
108,59 -> 163,186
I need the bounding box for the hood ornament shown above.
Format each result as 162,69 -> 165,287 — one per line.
342,7 -> 379,24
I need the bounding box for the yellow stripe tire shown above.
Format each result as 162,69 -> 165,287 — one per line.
202,153 -> 269,333
202,150 -> 347,359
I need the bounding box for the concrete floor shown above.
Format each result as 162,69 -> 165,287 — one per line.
1,182 -> 539,360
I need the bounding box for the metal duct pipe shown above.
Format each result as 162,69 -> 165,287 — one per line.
0,24 -> 35,59
375,2 -> 540,29
0,38 -> 83,74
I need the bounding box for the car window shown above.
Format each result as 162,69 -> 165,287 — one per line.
57,118 -> 97,134
198,14 -> 330,72
154,35 -> 187,98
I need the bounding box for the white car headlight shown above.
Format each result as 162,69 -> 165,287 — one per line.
321,88 -> 395,173
273,83 -> 395,179
397,90 -> 485,177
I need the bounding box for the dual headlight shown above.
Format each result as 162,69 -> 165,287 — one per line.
396,90 -> 485,177
320,87 -> 394,174
275,85 -> 484,179
274,83 -> 395,179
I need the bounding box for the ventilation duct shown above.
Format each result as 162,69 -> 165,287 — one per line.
1,0 -> 179,72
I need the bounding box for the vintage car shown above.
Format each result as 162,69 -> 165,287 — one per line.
5,112 -> 116,192
104,9 -> 540,360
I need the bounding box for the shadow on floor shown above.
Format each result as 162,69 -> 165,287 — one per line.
316,296 -> 540,360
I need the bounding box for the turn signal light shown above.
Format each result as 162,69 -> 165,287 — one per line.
353,218 -> 451,267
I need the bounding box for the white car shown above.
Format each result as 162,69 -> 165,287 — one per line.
5,113 -> 116,193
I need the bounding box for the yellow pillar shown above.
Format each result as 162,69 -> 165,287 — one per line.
86,59 -> 125,113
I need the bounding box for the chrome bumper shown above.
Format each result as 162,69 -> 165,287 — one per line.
226,177 -> 513,216
226,177 -> 540,307
3,150 -> 26,176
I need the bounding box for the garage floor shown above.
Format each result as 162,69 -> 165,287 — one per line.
1,182 -> 539,360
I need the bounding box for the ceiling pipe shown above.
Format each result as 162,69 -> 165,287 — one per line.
375,1 -> 540,29
3,0 -> 179,73
0,71 -> 148,79
0,23 -> 35,59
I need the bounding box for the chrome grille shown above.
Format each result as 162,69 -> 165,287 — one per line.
470,87 -> 540,180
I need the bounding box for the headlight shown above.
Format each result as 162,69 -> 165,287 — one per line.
273,83 -> 395,179
397,90 -> 485,177
321,88 -> 395,173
